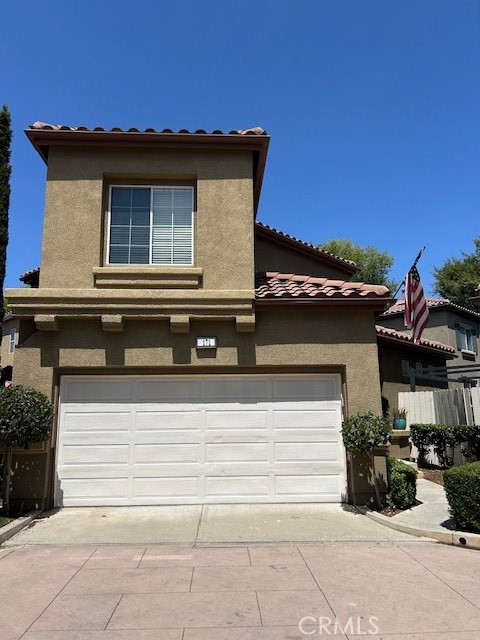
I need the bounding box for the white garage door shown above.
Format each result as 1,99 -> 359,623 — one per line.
56,374 -> 345,506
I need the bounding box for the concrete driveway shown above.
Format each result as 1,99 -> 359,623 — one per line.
5,504 -> 418,546
2,541 -> 480,639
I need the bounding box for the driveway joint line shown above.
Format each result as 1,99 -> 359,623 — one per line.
194,504 -> 204,546
136,546 -> 147,568
104,593 -> 124,630
247,546 -> 252,565
189,566 -> 195,592
298,546 -> 340,623
398,544 -> 480,613
18,545 -> 97,639
255,590 -> 264,626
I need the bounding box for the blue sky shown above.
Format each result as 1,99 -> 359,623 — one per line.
2,0 -> 480,294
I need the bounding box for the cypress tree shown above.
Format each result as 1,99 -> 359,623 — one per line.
0,105 -> 12,323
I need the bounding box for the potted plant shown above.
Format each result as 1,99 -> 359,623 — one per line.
392,408 -> 407,430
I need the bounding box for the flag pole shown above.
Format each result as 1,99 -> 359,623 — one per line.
392,246 -> 426,300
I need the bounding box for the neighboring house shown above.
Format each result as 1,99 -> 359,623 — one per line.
4,122 -> 392,511
379,299 -> 480,387
0,314 -> 19,369
375,324 -> 456,414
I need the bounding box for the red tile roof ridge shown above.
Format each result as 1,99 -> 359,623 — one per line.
375,324 -> 456,354
29,122 -> 268,136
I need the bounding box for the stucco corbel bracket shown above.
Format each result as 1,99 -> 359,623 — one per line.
235,316 -> 255,333
35,314 -> 59,331
170,315 -> 190,333
101,315 -> 124,332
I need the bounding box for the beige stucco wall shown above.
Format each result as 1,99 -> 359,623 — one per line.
254,235 -> 353,280
40,146 -> 255,292
9,306 -> 382,509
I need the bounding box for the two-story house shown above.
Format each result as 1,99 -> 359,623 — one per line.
4,122 -> 392,511
379,298 -> 480,387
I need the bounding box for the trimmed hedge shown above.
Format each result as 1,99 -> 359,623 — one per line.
443,462 -> 480,533
386,457 -> 417,509
341,412 -> 391,453
410,423 -> 480,469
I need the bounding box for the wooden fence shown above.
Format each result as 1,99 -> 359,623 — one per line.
398,388 -> 480,465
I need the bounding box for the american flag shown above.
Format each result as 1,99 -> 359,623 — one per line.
404,265 -> 429,343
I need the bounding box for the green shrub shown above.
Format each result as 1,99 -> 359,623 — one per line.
411,423 -> 480,468
410,423 -> 457,468
386,457 -> 417,509
341,412 -> 391,453
0,386 -> 53,448
443,462 -> 480,533
455,424 -> 480,461
0,385 -> 53,516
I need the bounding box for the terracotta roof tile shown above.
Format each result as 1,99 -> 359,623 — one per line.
255,272 -> 390,301
375,324 -> 456,355
29,122 -> 268,136
381,298 -> 480,319
255,222 -> 358,271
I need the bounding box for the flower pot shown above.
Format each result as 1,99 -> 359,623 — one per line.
393,417 -> 407,430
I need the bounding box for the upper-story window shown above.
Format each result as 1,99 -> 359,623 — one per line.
455,323 -> 478,354
108,186 -> 194,265
9,328 -> 16,354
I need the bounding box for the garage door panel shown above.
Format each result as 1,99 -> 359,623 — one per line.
134,444 -> 199,464
272,377 -> 338,400
205,410 -> 268,430
274,442 -> 339,462
137,380 -> 202,402
273,410 -> 339,429
206,443 -> 268,463
275,475 -> 341,497
135,410 -> 200,431
57,375 -> 346,506
134,477 -> 199,498
205,378 -> 268,401
60,431 -> 131,446
62,411 -> 131,432
60,478 -> 128,500
206,476 -> 269,497
61,445 -> 129,465
63,380 -> 133,402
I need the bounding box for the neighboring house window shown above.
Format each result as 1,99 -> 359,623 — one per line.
108,186 -> 194,265
9,328 -> 16,354
455,323 -> 478,354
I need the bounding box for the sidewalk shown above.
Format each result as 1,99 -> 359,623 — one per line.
361,478 -> 480,549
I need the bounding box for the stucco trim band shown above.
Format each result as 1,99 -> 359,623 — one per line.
93,266 -> 203,289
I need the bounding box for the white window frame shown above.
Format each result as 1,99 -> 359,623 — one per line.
9,328 -> 16,354
107,185 -> 194,266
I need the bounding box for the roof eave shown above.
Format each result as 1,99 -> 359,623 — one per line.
255,296 -> 392,310
24,128 -> 270,215
376,334 -> 457,359
255,224 -> 359,275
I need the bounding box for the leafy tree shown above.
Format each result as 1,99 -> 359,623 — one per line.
320,238 -> 397,291
0,105 -> 12,325
0,386 -> 53,515
433,237 -> 480,309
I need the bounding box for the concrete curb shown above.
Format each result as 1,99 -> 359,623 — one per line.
356,506 -> 480,550
0,511 -> 42,545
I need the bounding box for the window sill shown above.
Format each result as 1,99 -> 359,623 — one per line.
461,349 -> 477,360
93,266 -> 203,289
